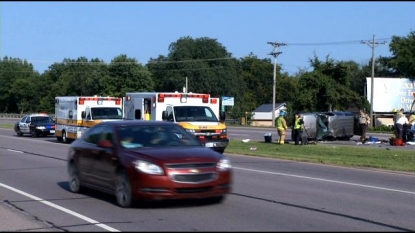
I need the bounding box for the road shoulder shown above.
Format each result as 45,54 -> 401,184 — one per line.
0,201 -> 59,232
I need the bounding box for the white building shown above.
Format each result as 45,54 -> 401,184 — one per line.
250,103 -> 287,127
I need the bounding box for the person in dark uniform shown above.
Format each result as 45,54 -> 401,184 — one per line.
358,109 -> 370,142
293,112 -> 304,145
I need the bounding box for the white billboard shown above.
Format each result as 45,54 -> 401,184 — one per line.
221,96 -> 234,106
366,77 -> 415,112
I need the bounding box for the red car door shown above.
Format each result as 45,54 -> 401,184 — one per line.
90,125 -> 119,190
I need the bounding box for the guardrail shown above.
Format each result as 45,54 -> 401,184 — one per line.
224,119 -> 241,125
0,113 -> 55,118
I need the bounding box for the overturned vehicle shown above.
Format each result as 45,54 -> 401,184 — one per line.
295,111 -> 360,141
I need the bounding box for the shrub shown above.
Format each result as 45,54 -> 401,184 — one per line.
369,125 -> 393,132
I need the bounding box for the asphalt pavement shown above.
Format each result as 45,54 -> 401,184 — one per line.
0,123 -> 63,232
0,201 -> 59,232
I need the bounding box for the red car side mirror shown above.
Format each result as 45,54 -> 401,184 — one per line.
97,140 -> 113,148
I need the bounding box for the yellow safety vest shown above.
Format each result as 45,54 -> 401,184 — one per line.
277,116 -> 285,129
294,118 -> 302,129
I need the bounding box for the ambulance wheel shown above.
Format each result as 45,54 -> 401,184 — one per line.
62,131 -> 69,143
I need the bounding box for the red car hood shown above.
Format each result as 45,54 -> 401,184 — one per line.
127,147 -> 222,163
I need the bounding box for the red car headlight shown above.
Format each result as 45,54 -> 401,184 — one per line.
133,160 -> 164,175
217,158 -> 232,171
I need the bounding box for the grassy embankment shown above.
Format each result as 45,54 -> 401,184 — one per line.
225,139 -> 415,173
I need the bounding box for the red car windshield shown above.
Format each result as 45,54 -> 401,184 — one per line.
117,125 -> 201,149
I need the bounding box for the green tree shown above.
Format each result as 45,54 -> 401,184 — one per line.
239,54 -> 274,107
147,36 -> 243,97
10,79 -> 37,113
101,54 -> 154,96
379,30 -> 415,78
294,55 -> 368,112
147,36 -> 245,119
37,57 -> 109,113
0,57 -> 40,113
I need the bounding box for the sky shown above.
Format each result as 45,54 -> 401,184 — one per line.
1,1 -> 414,75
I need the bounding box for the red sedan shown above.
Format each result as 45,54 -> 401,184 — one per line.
67,120 -> 232,208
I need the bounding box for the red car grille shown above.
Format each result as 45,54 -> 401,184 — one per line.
171,172 -> 217,183
166,163 -> 216,169
175,187 -> 213,194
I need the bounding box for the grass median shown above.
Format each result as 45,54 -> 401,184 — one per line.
225,139 -> 415,173
0,123 -> 14,129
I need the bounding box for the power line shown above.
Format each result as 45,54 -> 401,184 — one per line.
287,38 -> 391,46
0,66 -> 226,74
0,57 -> 234,65
147,57 -> 233,64
0,37 -> 394,66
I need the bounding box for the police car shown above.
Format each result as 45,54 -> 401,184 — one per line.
14,113 -> 56,137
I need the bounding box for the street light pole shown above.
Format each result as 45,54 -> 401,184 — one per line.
267,42 -> 286,127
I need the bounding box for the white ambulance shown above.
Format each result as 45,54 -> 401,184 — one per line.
55,96 -> 123,143
123,92 -> 228,153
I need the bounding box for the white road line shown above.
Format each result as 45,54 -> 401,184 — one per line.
7,149 -> 24,153
234,167 -> 415,195
0,135 -> 70,146
0,182 -> 120,232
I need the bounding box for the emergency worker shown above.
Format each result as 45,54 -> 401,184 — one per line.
276,110 -> 288,144
393,108 -> 404,138
396,108 -> 408,140
392,108 -> 398,138
144,110 -> 151,121
358,109 -> 370,142
293,113 -> 304,145
407,112 -> 415,141
408,112 -> 415,124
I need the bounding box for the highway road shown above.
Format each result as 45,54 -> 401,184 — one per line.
1,127 -> 415,231
0,118 -> 18,124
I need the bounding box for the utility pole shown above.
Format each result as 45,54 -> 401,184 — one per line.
267,42 -> 286,127
183,76 -> 189,93
361,35 -> 386,127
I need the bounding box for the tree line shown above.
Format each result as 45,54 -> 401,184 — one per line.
1,30 -> 414,120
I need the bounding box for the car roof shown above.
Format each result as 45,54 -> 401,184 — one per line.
97,120 -> 177,127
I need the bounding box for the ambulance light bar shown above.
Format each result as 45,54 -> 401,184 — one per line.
78,97 -> 122,105
157,93 -> 210,103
